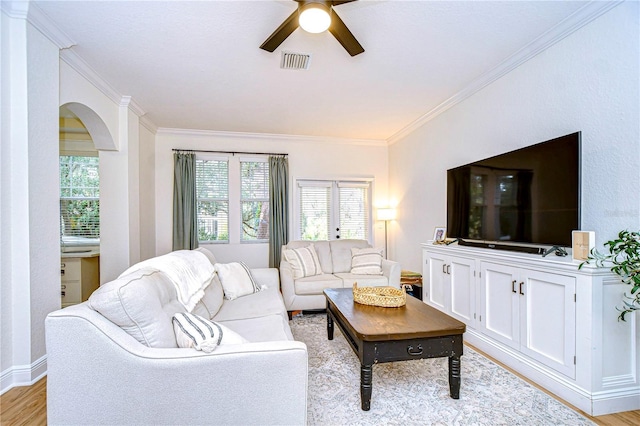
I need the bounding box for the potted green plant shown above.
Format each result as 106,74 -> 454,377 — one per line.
579,230 -> 640,321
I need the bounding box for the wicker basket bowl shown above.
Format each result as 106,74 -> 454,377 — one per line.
352,282 -> 406,308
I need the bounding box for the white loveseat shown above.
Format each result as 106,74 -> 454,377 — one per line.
45,248 -> 308,426
280,239 -> 401,315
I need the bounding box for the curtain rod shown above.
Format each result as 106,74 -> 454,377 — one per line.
172,148 -> 288,156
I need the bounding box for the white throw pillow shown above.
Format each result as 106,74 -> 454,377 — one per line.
172,312 -> 248,353
350,247 -> 384,275
214,262 -> 261,300
89,268 -> 185,348
283,244 -> 323,279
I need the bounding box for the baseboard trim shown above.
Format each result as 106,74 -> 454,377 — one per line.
592,387 -> 640,416
0,355 -> 47,395
465,329 -> 640,416
465,330 -> 594,414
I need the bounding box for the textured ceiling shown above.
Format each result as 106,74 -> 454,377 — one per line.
34,0 -> 590,140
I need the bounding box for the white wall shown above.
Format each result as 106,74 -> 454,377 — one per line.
0,10 -> 7,374
139,124 -> 156,261
155,131 -> 389,267
1,11 -> 60,390
388,1 -> 640,272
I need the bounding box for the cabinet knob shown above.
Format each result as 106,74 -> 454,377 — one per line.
407,344 -> 423,356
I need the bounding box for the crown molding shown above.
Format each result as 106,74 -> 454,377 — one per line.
139,115 -> 158,134
27,2 -> 75,49
60,49 -> 122,106
156,127 -> 387,147
2,2 -> 75,48
59,50 -> 150,119
387,0 -> 624,145
1,1 -> 29,19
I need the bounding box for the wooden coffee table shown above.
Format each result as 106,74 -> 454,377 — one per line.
324,288 -> 466,411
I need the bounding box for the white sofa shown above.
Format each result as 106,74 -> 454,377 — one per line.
45,248 -> 308,426
280,239 -> 401,315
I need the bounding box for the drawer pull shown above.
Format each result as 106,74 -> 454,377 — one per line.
407,344 -> 423,356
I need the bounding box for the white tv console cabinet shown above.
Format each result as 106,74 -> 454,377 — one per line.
421,242 -> 639,416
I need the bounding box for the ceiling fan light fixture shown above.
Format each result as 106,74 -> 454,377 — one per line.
299,3 -> 331,34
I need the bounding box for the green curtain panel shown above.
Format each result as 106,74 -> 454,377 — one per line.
173,151 -> 199,250
268,155 -> 289,268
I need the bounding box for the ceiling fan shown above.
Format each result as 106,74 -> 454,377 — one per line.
260,0 -> 364,57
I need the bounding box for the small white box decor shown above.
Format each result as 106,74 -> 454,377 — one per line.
572,231 -> 595,261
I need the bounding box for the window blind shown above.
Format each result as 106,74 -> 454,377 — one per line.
240,161 -> 269,241
196,159 -> 229,242
296,179 -> 371,241
59,156 -> 100,244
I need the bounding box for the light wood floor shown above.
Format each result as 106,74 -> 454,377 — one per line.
1,360 -> 639,425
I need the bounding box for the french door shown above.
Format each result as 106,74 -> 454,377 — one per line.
295,179 -> 372,242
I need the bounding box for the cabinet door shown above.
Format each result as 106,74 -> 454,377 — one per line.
61,259 -> 82,306
423,252 -> 447,311
449,256 -> 476,326
519,270 -> 576,378
480,262 -> 519,350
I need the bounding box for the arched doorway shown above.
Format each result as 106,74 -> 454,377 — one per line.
58,103 -> 114,305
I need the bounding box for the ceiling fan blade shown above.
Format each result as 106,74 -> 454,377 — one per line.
328,10 -> 364,56
331,0 -> 357,5
260,9 -> 299,52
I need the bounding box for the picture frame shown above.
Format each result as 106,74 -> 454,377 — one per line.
572,230 -> 595,261
433,227 -> 446,242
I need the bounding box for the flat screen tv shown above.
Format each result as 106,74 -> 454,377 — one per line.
447,132 -> 581,249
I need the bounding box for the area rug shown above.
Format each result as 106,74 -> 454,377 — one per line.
289,313 -> 594,426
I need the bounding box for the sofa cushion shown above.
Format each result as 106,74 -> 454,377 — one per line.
191,274 -> 224,319
284,240 -> 333,273
350,247 -> 383,275
172,312 -> 248,353
283,244 -> 323,278
293,273 -> 343,296
194,247 -> 217,265
334,273 -> 389,288
218,314 -> 294,342
330,239 -> 371,273
213,284 -> 286,322
215,262 -> 261,300
89,268 -> 185,348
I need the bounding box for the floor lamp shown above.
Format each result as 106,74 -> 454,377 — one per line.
377,208 -> 396,259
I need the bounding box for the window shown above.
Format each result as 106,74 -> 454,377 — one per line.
196,159 -> 229,242
59,155 -> 100,246
296,179 -> 372,242
195,155 -> 270,244
299,183 -> 331,240
241,160 -> 269,242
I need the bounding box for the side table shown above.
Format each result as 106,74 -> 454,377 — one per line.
401,270 -> 423,300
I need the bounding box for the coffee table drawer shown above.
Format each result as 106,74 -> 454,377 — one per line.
371,336 -> 461,364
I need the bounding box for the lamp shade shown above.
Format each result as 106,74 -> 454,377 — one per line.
299,3 -> 331,33
377,208 -> 396,221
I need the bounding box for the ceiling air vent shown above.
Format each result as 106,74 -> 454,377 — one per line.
280,52 -> 311,70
